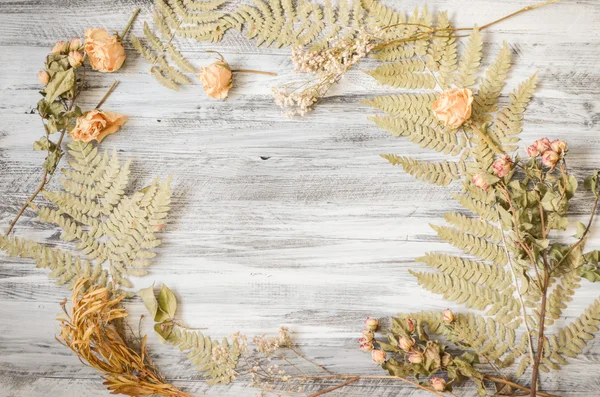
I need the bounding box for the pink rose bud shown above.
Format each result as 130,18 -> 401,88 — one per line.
492,156 -> 512,178
408,351 -> 424,364
38,70 -> 50,85
441,353 -> 453,367
365,317 -> 379,331
541,150 -> 560,169
398,337 -> 415,352
430,377 -> 447,392
68,50 -> 84,67
358,337 -> 373,352
527,144 -> 539,157
52,41 -> 67,54
70,37 -> 82,50
371,349 -> 387,365
442,309 -> 455,323
472,174 -> 489,190
361,329 -> 374,341
550,140 -> 567,155
406,318 -> 415,333
534,138 -> 551,154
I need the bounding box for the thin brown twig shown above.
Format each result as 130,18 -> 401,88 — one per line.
483,375 -> 560,397
306,376 -> 360,397
290,346 -> 333,374
231,69 -> 277,76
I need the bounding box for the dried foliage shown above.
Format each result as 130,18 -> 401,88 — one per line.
0,141 -> 172,292
57,278 -> 190,397
365,21 -> 600,397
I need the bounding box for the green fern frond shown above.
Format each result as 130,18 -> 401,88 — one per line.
0,141 -> 172,290
144,21 -> 165,52
426,12 -> 451,73
454,27 -> 482,88
437,32 -> 457,88
182,0 -> 227,11
166,44 -> 197,74
452,192 -> 497,222
158,325 -> 240,384
382,155 -> 465,186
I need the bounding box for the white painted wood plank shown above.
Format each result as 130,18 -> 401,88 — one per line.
1,0 -> 600,396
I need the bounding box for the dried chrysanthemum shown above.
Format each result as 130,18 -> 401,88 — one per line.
57,278 -> 191,397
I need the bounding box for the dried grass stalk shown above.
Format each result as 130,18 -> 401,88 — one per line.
57,277 -> 191,397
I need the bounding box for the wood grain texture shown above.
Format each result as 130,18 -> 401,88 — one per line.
1,0 -> 600,396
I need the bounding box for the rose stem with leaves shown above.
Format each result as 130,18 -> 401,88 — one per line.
4,80 -> 119,236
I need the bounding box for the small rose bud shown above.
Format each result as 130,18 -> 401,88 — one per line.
442,309 -> 455,323
408,351 -> 424,364
358,337 -> 373,352
398,337 -> 415,352
52,40 -> 67,54
472,174 -> 489,190
430,377 -> 447,392
406,318 -> 415,333
70,37 -> 82,50
527,144 -> 539,157
550,140 -> 567,155
541,150 -> 560,169
361,329 -> 374,341
68,50 -> 84,67
492,156 -> 512,178
534,138 -> 551,154
371,349 -> 386,365
38,70 -> 50,85
365,317 -> 379,331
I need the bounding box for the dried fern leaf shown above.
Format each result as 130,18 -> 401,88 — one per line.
382,155 -> 464,186
473,42 -> 512,122
131,34 -> 159,64
363,93 -> 437,116
0,142 -> 171,290
372,116 -> 464,156
182,0 -> 227,11
158,325 -> 240,384
430,224 -> 507,266
144,21 -> 165,52
492,73 -> 538,152
166,43 -> 197,74
454,27 -> 483,88
151,66 -> 181,91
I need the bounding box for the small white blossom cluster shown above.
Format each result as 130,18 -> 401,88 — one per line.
273,30 -> 377,116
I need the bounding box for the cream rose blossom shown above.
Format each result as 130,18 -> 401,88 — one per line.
84,28 -> 126,73
69,110 -> 127,143
198,60 -> 233,100
432,88 -> 474,128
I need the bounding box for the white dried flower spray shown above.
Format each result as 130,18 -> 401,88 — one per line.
273,29 -> 378,116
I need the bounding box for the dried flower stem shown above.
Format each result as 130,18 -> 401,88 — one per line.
4,81 -> 118,236
305,376 -> 360,397
296,375 -> 445,397
231,69 -> 277,76
483,375 -> 559,397
289,346 -> 333,374
121,8 -> 140,40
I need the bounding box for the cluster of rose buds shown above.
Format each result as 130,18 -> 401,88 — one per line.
358,317 -> 379,352
527,138 -> 567,169
492,155 -> 513,178
38,38 -> 84,86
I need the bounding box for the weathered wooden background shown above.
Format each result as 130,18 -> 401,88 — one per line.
1,0 -> 600,396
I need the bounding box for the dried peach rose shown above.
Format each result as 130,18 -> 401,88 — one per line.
432,88 -> 473,128
198,60 -> 233,100
69,110 -> 127,143
84,28 -> 126,73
